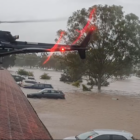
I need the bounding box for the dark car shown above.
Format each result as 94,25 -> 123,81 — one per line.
27,89 -> 65,99
12,74 -> 25,82
23,83 -> 53,89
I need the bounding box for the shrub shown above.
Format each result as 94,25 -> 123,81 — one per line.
40,73 -> 51,80
82,84 -> 91,91
72,81 -> 80,87
17,69 -> 29,76
28,71 -> 34,76
17,69 -> 34,76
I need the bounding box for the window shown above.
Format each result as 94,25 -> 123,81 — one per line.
44,84 -> 52,88
44,90 -> 51,94
51,90 -> 58,93
28,77 -> 34,80
93,135 -> 110,140
59,91 -> 64,94
25,80 -> 36,84
43,90 -> 49,93
15,77 -> 20,80
112,135 -> 127,140
28,76 -> 35,80
77,131 -> 97,139
33,84 -> 38,88
38,84 -> 44,88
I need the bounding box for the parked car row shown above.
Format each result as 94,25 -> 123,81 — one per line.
22,81 -> 53,89
12,74 -> 65,99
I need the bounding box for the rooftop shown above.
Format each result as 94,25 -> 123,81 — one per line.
0,68 -> 53,139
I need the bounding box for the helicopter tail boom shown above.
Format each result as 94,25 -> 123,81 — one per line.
0,30 -> 93,58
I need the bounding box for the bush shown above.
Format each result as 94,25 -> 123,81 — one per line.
60,74 -> 72,82
82,84 -> 91,91
17,69 -> 34,76
28,71 -> 34,76
17,69 -> 29,76
40,73 -> 51,80
72,81 -> 80,87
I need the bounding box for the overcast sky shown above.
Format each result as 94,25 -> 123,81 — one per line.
0,0 -> 140,43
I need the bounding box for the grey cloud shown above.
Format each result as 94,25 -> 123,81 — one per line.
0,0 -> 140,43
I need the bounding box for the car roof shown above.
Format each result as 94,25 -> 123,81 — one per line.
23,80 -> 36,82
93,129 -> 133,137
24,79 -> 36,81
12,74 -> 23,77
36,83 -> 51,85
28,76 -> 34,78
42,88 -> 55,90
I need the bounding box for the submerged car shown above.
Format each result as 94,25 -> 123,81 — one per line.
23,83 -> 53,89
26,76 -> 35,80
63,129 -> 135,140
21,80 -> 37,87
12,75 -> 25,86
27,89 -> 65,99
12,74 -> 25,82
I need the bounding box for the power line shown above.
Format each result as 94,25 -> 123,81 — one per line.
0,17 -> 68,24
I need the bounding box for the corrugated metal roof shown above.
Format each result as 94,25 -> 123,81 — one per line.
0,69 -> 53,140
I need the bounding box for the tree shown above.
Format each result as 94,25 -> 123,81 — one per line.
2,55 -> 16,69
15,52 -> 65,71
55,52 -> 85,82
56,5 -> 140,91
24,53 -> 39,68
38,53 -> 48,69
15,54 -> 27,67
39,53 -> 67,70
15,53 -> 39,68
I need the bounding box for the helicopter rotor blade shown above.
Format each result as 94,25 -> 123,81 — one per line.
0,17 -> 67,23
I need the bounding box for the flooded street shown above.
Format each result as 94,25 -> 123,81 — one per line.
10,67 -> 140,96
9,67 -> 140,138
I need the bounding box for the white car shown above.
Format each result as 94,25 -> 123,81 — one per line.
26,76 -> 35,80
63,129 -> 135,140
21,80 -> 37,87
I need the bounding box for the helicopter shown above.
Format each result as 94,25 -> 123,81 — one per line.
0,18 -> 94,59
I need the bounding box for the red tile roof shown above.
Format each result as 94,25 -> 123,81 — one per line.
0,69 -> 53,140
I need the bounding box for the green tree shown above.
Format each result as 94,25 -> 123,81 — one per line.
2,55 -> 16,69
55,52 -> 85,81
15,54 -> 26,67
56,5 -> 140,91
38,53 -> 48,69
24,53 -> 39,68
39,53 -> 66,70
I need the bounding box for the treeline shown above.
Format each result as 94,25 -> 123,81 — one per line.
15,53 -> 66,70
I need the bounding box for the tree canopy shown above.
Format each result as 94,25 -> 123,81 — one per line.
15,53 -> 65,70
55,5 -> 140,91
2,55 -> 16,69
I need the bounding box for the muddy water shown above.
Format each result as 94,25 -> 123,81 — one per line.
9,67 -> 140,139
9,67 -> 140,96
